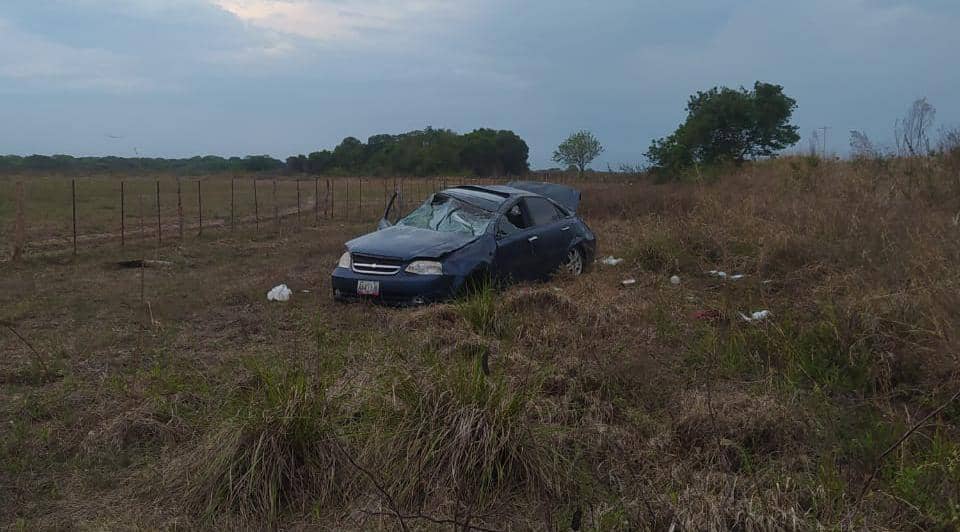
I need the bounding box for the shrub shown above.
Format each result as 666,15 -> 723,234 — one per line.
160,363 -> 350,523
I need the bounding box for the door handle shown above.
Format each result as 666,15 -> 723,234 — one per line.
561,226 -> 571,231
527,235 -> 539,243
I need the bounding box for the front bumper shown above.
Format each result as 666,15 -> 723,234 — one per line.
331,267 -> 462,305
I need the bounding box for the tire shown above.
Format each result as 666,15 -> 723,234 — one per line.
561,246 -> 584,276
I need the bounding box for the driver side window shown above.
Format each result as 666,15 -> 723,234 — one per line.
496,201 -> 531,238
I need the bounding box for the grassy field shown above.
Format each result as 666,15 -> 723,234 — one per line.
2,158 -> 959,530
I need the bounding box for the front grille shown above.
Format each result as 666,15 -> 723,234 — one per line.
351,254 -> 403,276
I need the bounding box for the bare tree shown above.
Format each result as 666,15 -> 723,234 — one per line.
938,126 -> 960,155
895,98 -> 936,156
849,130 -> 877,160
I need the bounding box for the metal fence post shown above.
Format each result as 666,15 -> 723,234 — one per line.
71,179 -> 77,256
155,180 -> 161,248
253,178 -> 260,232
197,180 -> 203,237
121,181 -> 126,247
12,182 -> 25,261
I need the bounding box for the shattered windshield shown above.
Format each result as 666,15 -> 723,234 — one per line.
396,194 -> 493,236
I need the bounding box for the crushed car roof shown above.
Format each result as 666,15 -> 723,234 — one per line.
444,182 -> 580,213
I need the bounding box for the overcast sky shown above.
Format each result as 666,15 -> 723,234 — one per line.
1,0 -> 957,168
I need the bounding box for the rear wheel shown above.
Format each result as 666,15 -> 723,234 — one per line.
561,247 -> 584,276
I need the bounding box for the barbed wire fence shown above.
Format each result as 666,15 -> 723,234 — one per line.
2,173 -> 581,261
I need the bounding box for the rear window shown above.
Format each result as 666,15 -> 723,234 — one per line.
524,198 -> 561,226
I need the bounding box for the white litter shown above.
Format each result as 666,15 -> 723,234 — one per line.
601,256 -> 625,266
621,279 -> 637,286
267,284 -> 292,302
708,270 -> 746,281
738,310 -> 772,322
670,275 -> 681,285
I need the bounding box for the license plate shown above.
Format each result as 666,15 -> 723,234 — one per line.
357,280 -> 380,296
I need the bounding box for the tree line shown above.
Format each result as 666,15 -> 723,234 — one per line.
0,127 -> 530,177
0,154 -> 286,176
285,127 -> 529,177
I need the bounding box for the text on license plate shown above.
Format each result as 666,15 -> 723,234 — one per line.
357,280 -> 380,296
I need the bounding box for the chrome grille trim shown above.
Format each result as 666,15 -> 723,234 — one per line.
352,262 -> 402,276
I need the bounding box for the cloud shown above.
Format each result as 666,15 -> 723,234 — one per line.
0,18 -> 158,92
211,0 -> 473,44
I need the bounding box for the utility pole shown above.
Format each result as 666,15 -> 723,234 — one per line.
818,126 -> 831,159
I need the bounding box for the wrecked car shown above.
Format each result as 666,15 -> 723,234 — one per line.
331,182 -> 596,305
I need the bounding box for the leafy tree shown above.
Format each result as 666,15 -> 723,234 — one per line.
332,137 -> 365,172
646,81 -> 800,176
242,155 -> 284,172
553,130 -> 603,177
306,150 -> 333,174
495,130 -> 530,175
285,155 -> 306,173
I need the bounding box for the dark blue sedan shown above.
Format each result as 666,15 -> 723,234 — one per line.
331,182 -> 596,305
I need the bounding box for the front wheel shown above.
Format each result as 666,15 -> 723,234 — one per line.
561,247 -> 584,276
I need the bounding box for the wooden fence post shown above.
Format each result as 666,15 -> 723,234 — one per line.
296,178 -> 301,226
272,179 -> 279,231
314,177 -> 320,225
71,179 -> 77,256
327,178 -> 332,220
230,177 -> 235,232
345,178 -> 349,221
253,178 -> 260,232
138,194 -> 145,246
155,180 -> 161,248
121,181 -> 126,247
177,178 -> 183,241
12,182 -> 25,262
197,180 -> 203,237
358,177 -> 363,220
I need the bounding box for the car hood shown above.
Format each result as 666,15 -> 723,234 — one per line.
346,225 -> 478,261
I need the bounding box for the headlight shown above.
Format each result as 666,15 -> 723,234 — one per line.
337,252 -> 352,269
405,260 -> 443,275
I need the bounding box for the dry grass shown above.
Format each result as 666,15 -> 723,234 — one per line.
2,157 -> 959,529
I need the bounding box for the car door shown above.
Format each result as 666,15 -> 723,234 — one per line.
493,200 -> 539,283
522,197 -> 574,277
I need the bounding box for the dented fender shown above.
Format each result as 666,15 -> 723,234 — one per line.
437,237 -> 497,280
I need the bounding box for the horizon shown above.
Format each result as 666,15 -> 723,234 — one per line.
1,1 -> 957,168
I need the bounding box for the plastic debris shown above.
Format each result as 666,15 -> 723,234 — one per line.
621,279 -> 637,286
738,310 -> 772,322
708,270 -> 746,281
670,275 -> 681,285
267,284 -> 292,302
601,256 -> 625,266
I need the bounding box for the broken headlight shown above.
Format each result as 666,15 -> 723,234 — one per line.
405,260 -> 443,275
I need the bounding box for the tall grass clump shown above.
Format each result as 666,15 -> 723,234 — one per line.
160,362 -> 350,523
370,357 -> 572,514
454,280 -> 504,337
